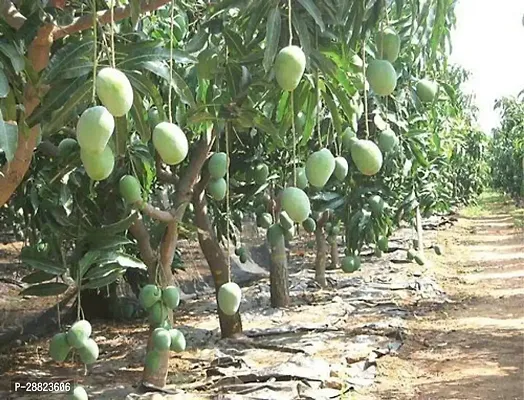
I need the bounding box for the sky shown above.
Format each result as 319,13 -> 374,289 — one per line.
449,0 -> 524,134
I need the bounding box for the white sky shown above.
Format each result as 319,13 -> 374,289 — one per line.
449,0 -> 524,134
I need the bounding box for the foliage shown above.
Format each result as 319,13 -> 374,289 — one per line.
491,96 -> 524,199
0,0 -> 491,277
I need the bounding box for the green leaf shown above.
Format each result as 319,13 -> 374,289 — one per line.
0,117 -> 18,162
292,13 -> 312,60
29,77 -> 91,129
83,263 -> 125,280
253,111 -> 282,146
263,6 -> 281,73
20,282 -> 69,297
95,211 -> 139,236
321,90 -> 342,138
187,108 -> 216,125
20,252 -> 66,276
223,28 -> 246,57
22,271 -> 56,284
0,41 -> 24,73
300,94 -> 317,144
127,72 -> 166,121
118,45 -> 196,68
114,254 -> 147,270
142,61 -> 196,108
0,68 -> 9,98
410,142 -> 429,167
43,38 -> 94,83
429,0 -> 446,64
130,89 -> 151,142
115,115 -> 128,156
185,30 -> 209,54
245,1 -> 270,46
296,0 -> 326,32
326,81 -> 354,127
130,0 -> 141,26
78,250 -> 102,278
81,270 -> 125,290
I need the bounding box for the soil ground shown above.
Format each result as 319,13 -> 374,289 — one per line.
0,191 -> 523,399
370,192 -> 524,400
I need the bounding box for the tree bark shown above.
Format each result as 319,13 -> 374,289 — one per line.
140,134 -> 213,388
329,240 -> 339,270
416,206 -> 424,256
314,211 -> 329,287
315,226 -> 327,287
193,174 -> 242,338
269,231 -> 289,308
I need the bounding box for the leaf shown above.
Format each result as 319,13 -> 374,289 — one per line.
326,81 -> 355,126
223,28 -> 246,57
292,13 -> 312,60
20,252 -> 66,276
114,254 -> 147,270
142,61 -> 196,108
297,0 -> 326,32
187,108 -> 216,125
253,111 -> 282,146
410,142 -> 429,167
81,270 -> 125,289
78,250 -> 102,278
322,90 -> 342,138
0,41 -> 24,73
83,263 -> 125,280
22,271 -> 56,284
429,0 -> 446,64
300,94 -> 317,144
118,45 -> 196,68
43,38 -> 94,83
95,211 -> 139,236
20,282 -> 69,297
263,6 -> 281,73
29,77 -> 91,128
126,72 -> 166,121
0,118 -> 18,162
130,0 -> 141,26
245,1 -> 270,46
115,115 -> 128,156
0,68 -> 9,98
185,30 -> 209,54
130,89 -> 151,142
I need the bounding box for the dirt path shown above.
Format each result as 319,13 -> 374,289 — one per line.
373,194 -> 524,400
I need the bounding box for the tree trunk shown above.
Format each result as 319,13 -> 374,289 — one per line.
193,180 -> 242,338
329,240 -> 339,270
138,136 -> 213,388
416,206 -> 424,256
315,225 -> 327,287
269,232 -> 289,308
313,211 -> 329,287
142,222 -> 176,388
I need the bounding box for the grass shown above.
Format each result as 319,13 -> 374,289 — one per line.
461,190 -> 524,231
461,191 -> 508,218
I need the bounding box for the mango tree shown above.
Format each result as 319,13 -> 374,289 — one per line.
491,97 -> 524,201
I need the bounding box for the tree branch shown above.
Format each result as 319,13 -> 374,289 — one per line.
172,132 -> 215,218
141,202 -> 174,223
0,0 -> 170,208
52,0 -> 170,40
0,0 -> 26,30
155,156 -> 178,185
129,217 -> 156,270
157,133 -> 214,273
